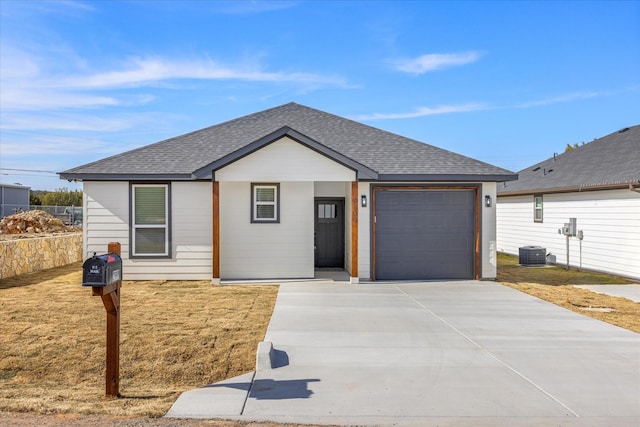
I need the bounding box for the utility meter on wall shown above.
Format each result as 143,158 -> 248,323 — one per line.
559,218 -> 577,236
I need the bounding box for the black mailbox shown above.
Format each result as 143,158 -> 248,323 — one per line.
82,253 -> 122,287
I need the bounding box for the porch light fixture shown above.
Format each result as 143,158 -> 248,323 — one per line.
485,195 -> 492,207
361,195 -> 367,207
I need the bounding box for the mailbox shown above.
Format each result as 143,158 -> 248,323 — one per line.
82,253 -> 122,287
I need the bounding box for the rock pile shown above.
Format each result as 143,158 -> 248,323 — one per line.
0,210 -> 72,234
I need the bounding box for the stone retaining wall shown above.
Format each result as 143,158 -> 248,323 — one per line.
0,233 -> 83,279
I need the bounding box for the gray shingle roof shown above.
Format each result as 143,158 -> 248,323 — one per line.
61,102 -> 515,181
499,125 -> 640,195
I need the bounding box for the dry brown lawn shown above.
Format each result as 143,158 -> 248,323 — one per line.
497,253 -> 639,333
0,263 -> 277,417
1,255 -> 638,426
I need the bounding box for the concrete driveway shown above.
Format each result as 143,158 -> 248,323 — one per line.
167,281 -> 640,426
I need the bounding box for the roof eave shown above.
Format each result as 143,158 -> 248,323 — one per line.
58,173 -> 195,182
376,173 -> 518,182
498,180 -> 640,196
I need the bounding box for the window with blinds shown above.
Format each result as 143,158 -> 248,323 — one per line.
534,195 -> 543,223
132,184 -> 169,256
251,183 -> 279,223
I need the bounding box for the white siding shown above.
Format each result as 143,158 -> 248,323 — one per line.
215,136 -> 356,182
220,181 -> 314,279
481,182 -> 498,279
84,182 -> 130,258
215,138 -> 354,279
497,189 -> 640,280
357,182 -> 371,280
83,181 -> 212,280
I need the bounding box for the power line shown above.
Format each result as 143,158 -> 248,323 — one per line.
0,168 -> 58,174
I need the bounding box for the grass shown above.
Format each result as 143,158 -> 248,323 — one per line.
1,255 -> 637,422
0,262 -> 278,417
497,253 -> 640,333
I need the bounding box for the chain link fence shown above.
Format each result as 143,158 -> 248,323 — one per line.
29,205 -> 83,225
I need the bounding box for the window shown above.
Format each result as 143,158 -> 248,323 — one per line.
317,203 -> 337,219
132,184 -> 170,256
251,183 -> 279,223
534,195 -> 543,222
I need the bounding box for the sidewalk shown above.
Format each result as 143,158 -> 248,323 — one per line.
574,284 -> 640,302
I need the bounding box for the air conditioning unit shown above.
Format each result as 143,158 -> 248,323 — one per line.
519,246 -> 546,266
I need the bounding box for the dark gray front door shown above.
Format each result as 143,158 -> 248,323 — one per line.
315,199 -> 345,268
374,189 -> 476,280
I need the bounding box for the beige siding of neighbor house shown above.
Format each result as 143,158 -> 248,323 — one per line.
216,137 -> 356,279
497,189 -> 640,280
84,181 -> 212,280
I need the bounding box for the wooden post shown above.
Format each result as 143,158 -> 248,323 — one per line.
91,242 -> 121,397
212,181 -> 220,284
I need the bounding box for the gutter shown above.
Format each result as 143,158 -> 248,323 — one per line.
498,181 -> 640,197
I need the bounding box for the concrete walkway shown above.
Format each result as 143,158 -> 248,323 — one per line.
574,284 -> 640,303
167,281 -> 640,426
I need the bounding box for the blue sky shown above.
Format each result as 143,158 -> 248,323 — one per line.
1,0 -> 638,191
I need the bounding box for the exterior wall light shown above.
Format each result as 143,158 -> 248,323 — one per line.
485,195 -> 492,207
361,195 -> 367,207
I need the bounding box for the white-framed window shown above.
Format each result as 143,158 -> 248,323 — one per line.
534,194 -> 543,222
131,184 -> 170,256
251,183 -> 279,223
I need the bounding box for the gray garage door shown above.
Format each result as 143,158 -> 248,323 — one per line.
374,189 -> 476,280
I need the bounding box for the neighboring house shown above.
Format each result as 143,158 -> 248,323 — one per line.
0,183 -> 30,218
497,125 -> 640,281
61,103 -> 516,283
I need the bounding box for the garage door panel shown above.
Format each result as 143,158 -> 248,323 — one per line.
375,189 -> 476,280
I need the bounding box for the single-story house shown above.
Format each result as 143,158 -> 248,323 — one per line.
497,125 -> 640,281
61,103 -> 516,283
0,182 -> 30,219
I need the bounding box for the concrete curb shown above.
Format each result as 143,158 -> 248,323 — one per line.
256,341 -> 274,371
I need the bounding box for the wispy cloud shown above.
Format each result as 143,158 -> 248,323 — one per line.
355,87 -> 630,121
2,113 -> 143,132
1,135 -> 110,157
353,103 -> 487,121
392,51 -> 483,75
0,46 -> 349,112
58,56 -> 348,90
1,87 -> 120,111
214,1 -> 300,14
515,90 -> 612,108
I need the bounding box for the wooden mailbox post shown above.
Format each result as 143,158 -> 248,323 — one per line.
84,242 -> 122,397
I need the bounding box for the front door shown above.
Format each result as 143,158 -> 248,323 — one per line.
314,199 -> 345,268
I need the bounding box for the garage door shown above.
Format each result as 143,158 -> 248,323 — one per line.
374,188 -> 476,280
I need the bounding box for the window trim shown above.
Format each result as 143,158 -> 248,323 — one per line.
533,194 -> 543,223
251,183 -> 280,223
130,183 -> 171,258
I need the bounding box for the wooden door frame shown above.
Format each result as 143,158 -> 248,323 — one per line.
370,184 -> 481,281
